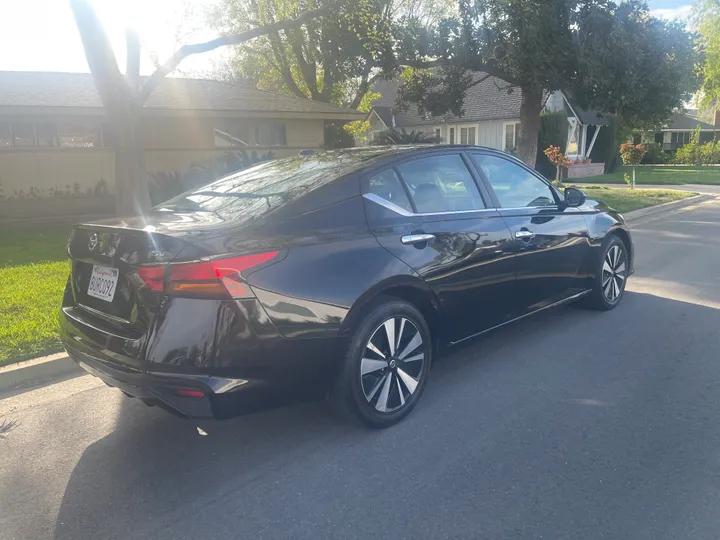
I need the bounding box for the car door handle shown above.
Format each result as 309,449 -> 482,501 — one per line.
515,230 -> 535,240
401,234 -> 435,245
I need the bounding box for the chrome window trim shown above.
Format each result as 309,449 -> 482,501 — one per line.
363,192 -> 497,218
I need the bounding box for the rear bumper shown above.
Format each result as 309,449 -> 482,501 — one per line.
64,341 -> 247,418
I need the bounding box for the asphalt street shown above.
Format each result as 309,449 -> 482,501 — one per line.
3,198 -> 720,540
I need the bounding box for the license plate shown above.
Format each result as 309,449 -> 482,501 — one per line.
87,265 -> 119,302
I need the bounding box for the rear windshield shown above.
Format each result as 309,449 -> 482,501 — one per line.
156,150 -> 386,222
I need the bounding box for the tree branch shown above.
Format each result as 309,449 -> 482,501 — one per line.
139,3 -> 338,103
349,69 -> 384,109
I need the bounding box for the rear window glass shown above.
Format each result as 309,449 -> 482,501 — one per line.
157,151 -> 380,222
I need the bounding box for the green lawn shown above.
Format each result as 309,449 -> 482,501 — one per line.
582,165 -> 720,185
580,186 -> 696,213
0,227 -> 71,365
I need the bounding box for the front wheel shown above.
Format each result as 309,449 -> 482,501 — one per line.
585,236 -> 629,310
330,299 -> 431,428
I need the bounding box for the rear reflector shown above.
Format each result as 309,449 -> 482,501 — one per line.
168,251 -> 279,299
177,389 -> 205,398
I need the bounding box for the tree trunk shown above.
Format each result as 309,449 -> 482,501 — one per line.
517,85 -> 544,168
110,101 -> 151,215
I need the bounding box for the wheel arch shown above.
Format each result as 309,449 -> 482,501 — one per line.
339,275 -> 444,349
609,226 -> 633,269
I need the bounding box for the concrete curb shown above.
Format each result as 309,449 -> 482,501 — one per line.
623,193 -> 715,223
0,352 -> 82,396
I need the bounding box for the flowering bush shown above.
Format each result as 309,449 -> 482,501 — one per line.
619,143 -> 646,166
543,145 -> 572,184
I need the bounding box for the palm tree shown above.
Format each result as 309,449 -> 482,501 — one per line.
372,128 -> 438,145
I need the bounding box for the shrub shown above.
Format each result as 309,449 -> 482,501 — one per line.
641,142 -> 671,164
535,111 -> 568,179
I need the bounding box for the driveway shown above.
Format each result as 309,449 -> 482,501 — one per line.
2,198 -> 720,540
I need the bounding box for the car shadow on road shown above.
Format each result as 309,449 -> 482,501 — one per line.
52,290 -> 720,540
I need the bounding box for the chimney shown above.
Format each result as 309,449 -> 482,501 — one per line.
715,110 -> 720,127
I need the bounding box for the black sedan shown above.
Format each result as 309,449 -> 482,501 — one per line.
59,146 -> 633,428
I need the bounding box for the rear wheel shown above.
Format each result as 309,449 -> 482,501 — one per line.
585,236 -> 629,310
331,299 -> 431,428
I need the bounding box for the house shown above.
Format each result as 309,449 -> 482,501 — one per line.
367,75 -> 608,178
0,71 -> 362,216
641,113 -> 718,150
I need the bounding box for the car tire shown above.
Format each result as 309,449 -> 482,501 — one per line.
330,298 -> 432,429
584,235 -> 629,310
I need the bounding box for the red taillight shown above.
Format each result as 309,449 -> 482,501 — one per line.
168,251 -> 279,299
136,266 -> 165,292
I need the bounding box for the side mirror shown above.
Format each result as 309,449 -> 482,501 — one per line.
564,187 -> 586,208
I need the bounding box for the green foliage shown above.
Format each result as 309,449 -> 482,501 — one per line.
371,128 -> 437,145
325,122 -> 356,149
641,143 -> 671,164
209,0 -> 397,107
342,89 -> 381,144
148,150 -> 275,205
536,111 -> 568,178
696,0 -> 720,112
675,139 -> 720,165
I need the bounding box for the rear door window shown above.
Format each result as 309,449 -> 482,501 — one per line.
367,169 -> 413,213
396,154 -> 485,213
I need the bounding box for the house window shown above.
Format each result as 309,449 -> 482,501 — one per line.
460,127 -> 476,146
504,122 -> 521,151
0,123 -> 11,148
35,123 -> 58,148
255,123 -> 286,146
449,127 -> 455,145
12,123 -> 35,147
214,121 -> 286,147
214,120 -> 252,147
57,122 -> 101,148
435,128 -> 441,142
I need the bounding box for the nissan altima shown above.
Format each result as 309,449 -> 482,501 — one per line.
60,146 -> 633,428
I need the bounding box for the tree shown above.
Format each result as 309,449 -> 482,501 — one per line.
392,0 -> 699,168
69,0 -> 337,215
696,0 -> 720,113
208,0 -> 455,108
619,143 -> 646,188
208,0 -> 396,109
543,145 -> 571,186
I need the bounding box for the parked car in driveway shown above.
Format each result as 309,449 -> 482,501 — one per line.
59,146 -> 633,428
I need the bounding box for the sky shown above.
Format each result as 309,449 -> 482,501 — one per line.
0,0 -> 697,77
0,0 -> 221,76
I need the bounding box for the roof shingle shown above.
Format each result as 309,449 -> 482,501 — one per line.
0,71 -> 362,117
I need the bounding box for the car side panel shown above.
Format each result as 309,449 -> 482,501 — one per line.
246,195 -> 421,340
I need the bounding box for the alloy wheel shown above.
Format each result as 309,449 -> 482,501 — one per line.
360,317 -> 425,413
602,244 -> 626,303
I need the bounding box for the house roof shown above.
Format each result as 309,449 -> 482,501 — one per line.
0,71 -> 363,119
663,113 -> 716,131
371,73 -> 527,126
